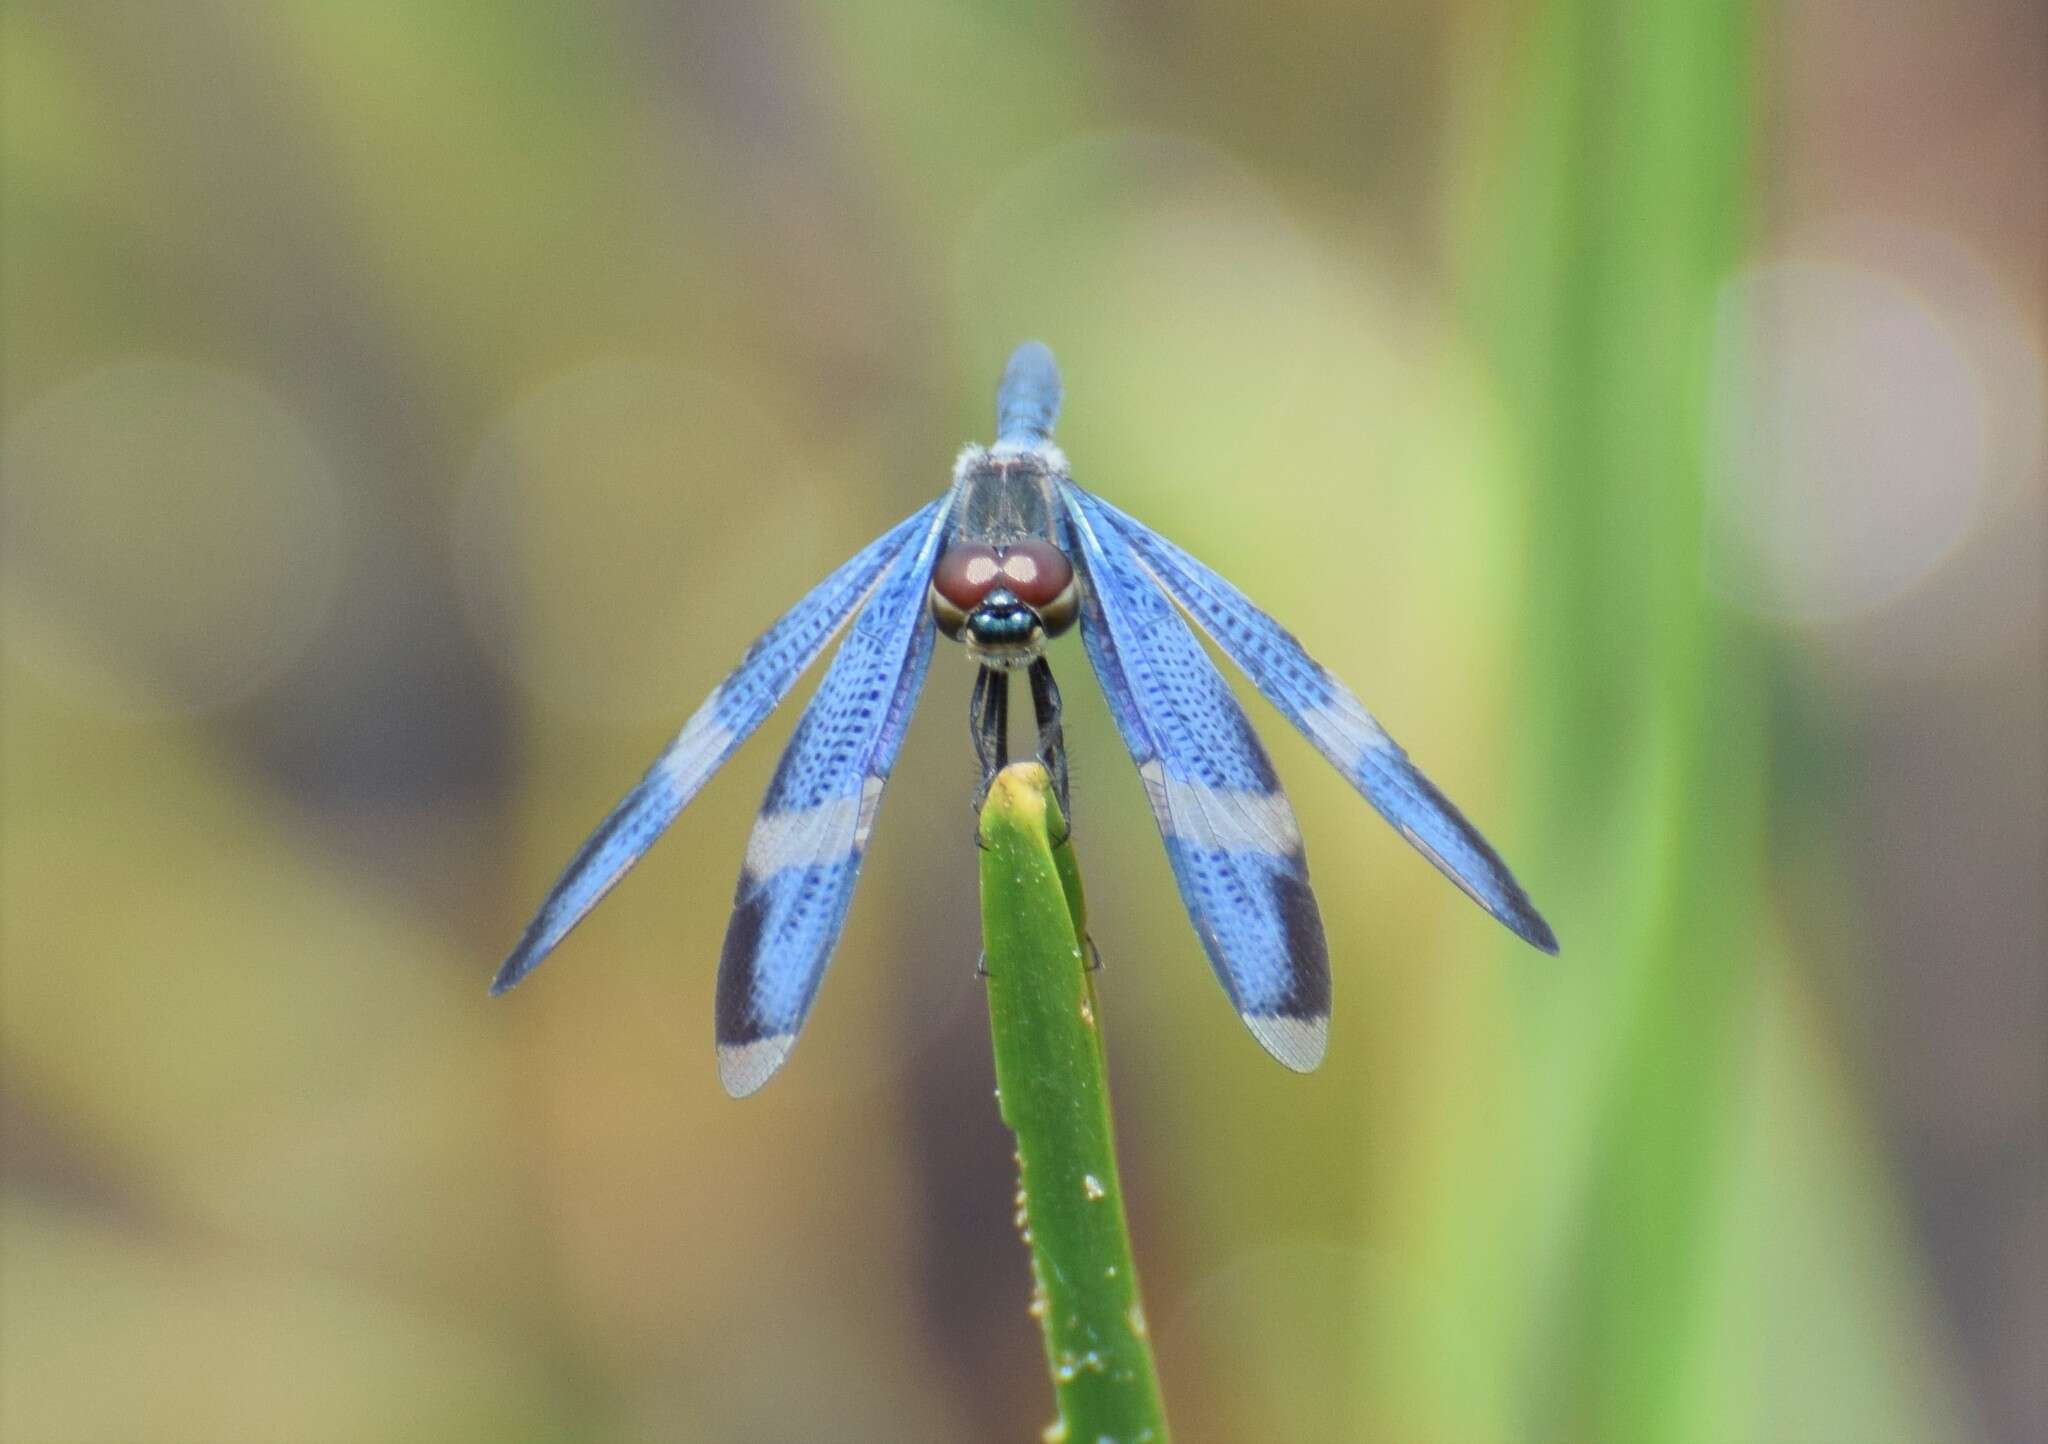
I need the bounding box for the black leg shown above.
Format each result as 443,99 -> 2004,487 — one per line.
1028,657 -> 1070,834
970,665 -> 1010,814
1027,658 -> 1091,965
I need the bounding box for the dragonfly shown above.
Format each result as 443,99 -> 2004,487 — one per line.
492,342 -> 1557,1096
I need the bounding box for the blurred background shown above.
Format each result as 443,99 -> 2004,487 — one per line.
2,2 -> 2041,1441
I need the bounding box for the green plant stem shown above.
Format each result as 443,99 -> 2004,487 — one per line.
978,762 -> 1168,1444
1461,2 -> 1758,1438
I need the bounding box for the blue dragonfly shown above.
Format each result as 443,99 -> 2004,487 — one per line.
493,342 -> 1557,1095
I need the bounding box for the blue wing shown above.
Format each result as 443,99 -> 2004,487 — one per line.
491,502 -> 943,996
1091,493 -> 1558,954
1061,486 -> 1332,1070
713,491 -> 956,1096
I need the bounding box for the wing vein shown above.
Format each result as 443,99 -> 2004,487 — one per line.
492,501 -> 942,993
1060,483 -> 1331,1070
712,489 -> 956,1094
1091,490 -> 1557,953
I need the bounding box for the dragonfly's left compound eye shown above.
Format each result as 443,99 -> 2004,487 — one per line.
929,543 -> 1000,639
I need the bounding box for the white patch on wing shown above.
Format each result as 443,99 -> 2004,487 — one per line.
1298,697 -> 1392,769
1136,759 -> 1174,832
742,794 -> 861,881
1139,761 -> 1302,855
718,1034 -> 795,1097
654,705 -> 736,792
1244,1011 -> 1329,1071
851,774 -> 886,851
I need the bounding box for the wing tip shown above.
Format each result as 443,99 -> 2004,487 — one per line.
718,1034 -> 796,1098
1517,907 -> 1561,955
1392,813 -> 1561,956
488,939 -> 545,996
1245,1010 -> 1330,1072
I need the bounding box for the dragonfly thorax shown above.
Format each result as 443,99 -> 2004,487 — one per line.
929,538 -> 1077,667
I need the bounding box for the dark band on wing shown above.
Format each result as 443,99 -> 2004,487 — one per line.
711,490 -> 954,1096
1062,486 -> 1333,1071
715,890 -> 773,1046
1087,489 -> 1559,955
490,503 -> 940,996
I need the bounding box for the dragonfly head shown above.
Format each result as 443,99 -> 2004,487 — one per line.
929,538 -> 1077,668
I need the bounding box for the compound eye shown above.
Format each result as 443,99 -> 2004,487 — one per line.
997,539 -> 1075,610
932,543 -> 1002,611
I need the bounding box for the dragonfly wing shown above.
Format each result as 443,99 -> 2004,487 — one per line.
491,501 -> 944,995
1061,486 -> 1331,1070
1092,492 -> 1557,953
714,492 -> 955,1096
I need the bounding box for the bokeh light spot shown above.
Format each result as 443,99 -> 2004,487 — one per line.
1706,258 -> 1999,621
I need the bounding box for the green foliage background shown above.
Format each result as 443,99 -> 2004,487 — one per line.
4,3 -> 2040,1441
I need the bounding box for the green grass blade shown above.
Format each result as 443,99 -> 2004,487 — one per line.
978,762 -> 1168,1444
1457,2 -> 1769,1438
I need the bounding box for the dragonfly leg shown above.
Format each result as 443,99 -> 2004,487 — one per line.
1028,657 -> 1071,839
970,665 -> 1010,826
